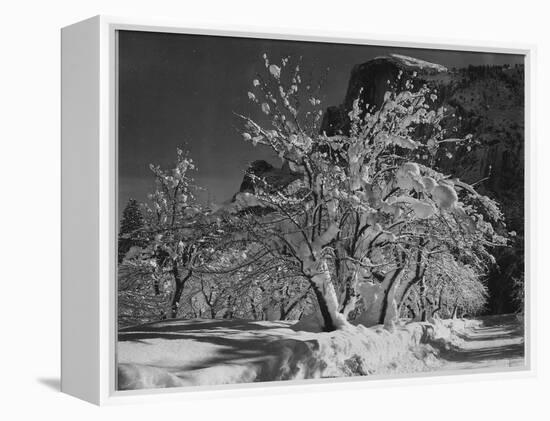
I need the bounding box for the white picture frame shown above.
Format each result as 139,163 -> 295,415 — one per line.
61,15 -> 535,405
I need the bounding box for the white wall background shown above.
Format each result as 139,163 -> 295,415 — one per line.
1,0 -> 547,418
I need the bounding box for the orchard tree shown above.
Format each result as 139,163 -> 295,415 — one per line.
189,229 -> 313,320
118,258 -> 172,327
231,55 -> 505,331
400,253 -> 488,321
140,149 -> 214,318
139,151 -> 284,319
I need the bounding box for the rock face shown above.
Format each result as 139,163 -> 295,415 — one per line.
322,54 -> 525,314
322,55 -> 450,136
322,53 -> 524,204
238,160 -> 299,194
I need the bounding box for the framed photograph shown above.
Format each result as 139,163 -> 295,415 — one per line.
61,16 -> 533,405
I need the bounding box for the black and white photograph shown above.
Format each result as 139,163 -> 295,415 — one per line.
115,30 -> 526,390
5,0 -> 550,417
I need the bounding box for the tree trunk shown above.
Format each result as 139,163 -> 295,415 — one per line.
296,220 -> 346,331
250,297 -> 258,320
309,280 -> 336,331
280,286 -> 311,320
340,270 -> 362,319
431,289 -> 443,319
153,275 -> 161,296
421,307 -> 432,322
305,259 -> 348,332
406,304 -> 416,320
382,269 -> 405,330
170,262 -> 191,319
335,254 -> 362,318
417,275 -> 430,322
451,304 -> 459,319
395,249 -> 425,315
170,281 -> 185,319
203,292 -> 216,319
357,267 -> 403,327
222,296 -> 234,319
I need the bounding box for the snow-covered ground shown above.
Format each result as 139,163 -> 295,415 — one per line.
435,314 -> 525,370
117,316 -> 524,390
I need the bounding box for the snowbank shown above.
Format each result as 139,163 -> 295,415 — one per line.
117,318 -> 473,390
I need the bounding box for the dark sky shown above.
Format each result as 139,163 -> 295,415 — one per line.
118,30 -> 524,216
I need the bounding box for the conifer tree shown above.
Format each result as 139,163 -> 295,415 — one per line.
118,198 -> 145,263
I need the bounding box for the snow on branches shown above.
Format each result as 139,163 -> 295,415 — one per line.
118,54 -> 508,333
233,54 -> 506,331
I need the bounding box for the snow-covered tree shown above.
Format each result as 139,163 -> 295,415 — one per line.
231,55 -> 505,331
400,253 -> 488,321
118,258 -> 172,327
139,149 -> 213,318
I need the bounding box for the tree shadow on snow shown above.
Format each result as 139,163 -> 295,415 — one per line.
454,326 -> 523,342
119,319 -> 289,335
441,343 -> 524,363
118,319 -> 323,382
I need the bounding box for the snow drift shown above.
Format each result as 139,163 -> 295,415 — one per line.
117,317 -> 476,390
